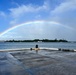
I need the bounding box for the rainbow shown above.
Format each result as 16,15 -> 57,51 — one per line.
0,20 -> 74,37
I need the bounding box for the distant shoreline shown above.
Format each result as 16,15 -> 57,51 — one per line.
0,39 -> 76,43
1,39 -> 68,42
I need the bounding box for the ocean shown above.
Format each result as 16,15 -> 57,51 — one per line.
0,42 -> 76,50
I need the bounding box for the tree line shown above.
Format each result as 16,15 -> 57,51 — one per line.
4,39 -> 68,42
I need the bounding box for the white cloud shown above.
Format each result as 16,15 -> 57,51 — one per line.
50,0 -> 76,29
51,0 -> 76,14
9,2 -> 48,18
8,1 -> 49,25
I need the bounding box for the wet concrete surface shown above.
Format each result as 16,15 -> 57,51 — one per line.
0,49 -> 76,75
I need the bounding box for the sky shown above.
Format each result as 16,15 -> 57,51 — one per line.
0,0 -> 76,41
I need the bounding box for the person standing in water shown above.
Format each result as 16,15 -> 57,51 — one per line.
35,44 -> 39,54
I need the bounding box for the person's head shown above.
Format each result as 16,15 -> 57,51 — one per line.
36,44 -> 38,48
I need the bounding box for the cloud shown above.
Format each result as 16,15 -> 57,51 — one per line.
50,0 -> 76,29
9,2 -> 48,18
0,0 -> 76,41
9,0 -> 49,25
51,0 -> 76,14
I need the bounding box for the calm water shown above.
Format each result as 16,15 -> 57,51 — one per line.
0,42 -> 76,50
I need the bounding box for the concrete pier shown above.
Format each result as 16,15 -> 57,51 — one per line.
0,48 -> 76,75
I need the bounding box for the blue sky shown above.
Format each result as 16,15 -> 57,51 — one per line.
0,0 -> 76,41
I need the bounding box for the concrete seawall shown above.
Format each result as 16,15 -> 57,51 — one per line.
0,47 -> 76,52
0,48 -> 30,52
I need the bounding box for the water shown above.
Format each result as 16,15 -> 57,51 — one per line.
0,42 -> 76,50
